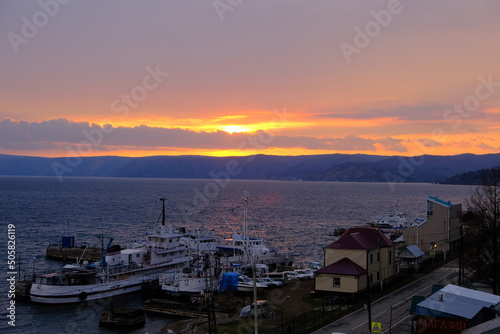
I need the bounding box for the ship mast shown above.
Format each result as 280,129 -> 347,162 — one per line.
160,198 -> 166,226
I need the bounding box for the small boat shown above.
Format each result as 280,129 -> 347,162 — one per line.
328,228 -> 346,237
369,210 -> 409,230
160,256 -> 221,296
99,308 -> 145,329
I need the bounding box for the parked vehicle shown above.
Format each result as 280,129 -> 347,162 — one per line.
237,275 -> 267,292
284,271 -> 301,281
294,269 -> 314,279
239,300 -> 273,318
264,272 -> 288,284
260,277 -> 283,288
309,261 -> 323,270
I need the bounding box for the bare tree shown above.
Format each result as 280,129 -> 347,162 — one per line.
465,168 -> 500,294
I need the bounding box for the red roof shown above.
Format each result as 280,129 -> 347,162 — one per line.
316,258 -> 367,276
325,227 -> 393,250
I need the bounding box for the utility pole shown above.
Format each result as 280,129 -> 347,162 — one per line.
458,223 -> 463,285
204,254 -> 217,334
366,250 -> 372,334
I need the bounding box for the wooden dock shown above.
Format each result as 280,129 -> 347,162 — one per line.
145,299 -> 231,319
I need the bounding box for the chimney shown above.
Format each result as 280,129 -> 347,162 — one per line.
438,293 -> 444,302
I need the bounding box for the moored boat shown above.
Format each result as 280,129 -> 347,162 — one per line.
366,210 -> 426,240
160,255 -> 221,296
30,198 -> 193,304
178,227 -> 219,254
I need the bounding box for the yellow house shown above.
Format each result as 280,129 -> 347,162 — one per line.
315,227 -> 398,294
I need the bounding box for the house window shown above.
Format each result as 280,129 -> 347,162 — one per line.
389,250 -> 392,265
377,272 -> 380,281
370,253 -> 373,264
377,252 -> 380,262
333,277 -> 341,287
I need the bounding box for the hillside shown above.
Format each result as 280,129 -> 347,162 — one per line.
1,153 -> 500,183
309,154 -> 500,183
439,166 -> 500,185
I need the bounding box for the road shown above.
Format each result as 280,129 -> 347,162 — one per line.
312,259 -> 460,334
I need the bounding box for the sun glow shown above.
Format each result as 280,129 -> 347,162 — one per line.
222,125 -> 251,134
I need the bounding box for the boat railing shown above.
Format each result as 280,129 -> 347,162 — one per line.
147,244 -> 188,252
100,257 -> 188,276
98,262 -> 141,275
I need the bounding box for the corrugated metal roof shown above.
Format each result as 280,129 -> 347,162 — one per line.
416,284 -> 500,319
325,227 -> 393,250
417,297 -> 481,319
406,245 -> 425,258
440,284 -> 500,308
462,316 -> 500,333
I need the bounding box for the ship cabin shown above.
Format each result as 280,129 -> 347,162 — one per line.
35,270 -> 98,286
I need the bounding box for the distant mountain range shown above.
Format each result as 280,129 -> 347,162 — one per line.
1,153 -> 500,184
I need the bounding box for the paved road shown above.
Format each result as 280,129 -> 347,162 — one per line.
312,259 -> 460,334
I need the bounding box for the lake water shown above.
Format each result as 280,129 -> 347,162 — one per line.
0,176 -> 474,333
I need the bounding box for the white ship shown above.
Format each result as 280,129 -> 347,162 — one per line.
178,227 -> 219,254
367,210 -> 425,239
30,198 -> 193,304
368,211 -> 410,232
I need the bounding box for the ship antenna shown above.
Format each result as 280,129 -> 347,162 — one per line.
160,198 -> 166,226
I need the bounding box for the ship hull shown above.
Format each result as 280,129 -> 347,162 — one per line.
30,277 -> 145,304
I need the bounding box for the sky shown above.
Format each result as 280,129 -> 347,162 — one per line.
1,0 -> 500,158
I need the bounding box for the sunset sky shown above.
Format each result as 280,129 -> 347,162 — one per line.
1,0 -> 500,158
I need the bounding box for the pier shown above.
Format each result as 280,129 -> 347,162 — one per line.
45,235 -> 103,262
45,244 -> 102,262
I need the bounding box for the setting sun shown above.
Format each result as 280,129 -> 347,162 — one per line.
222,125 -> 251,134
